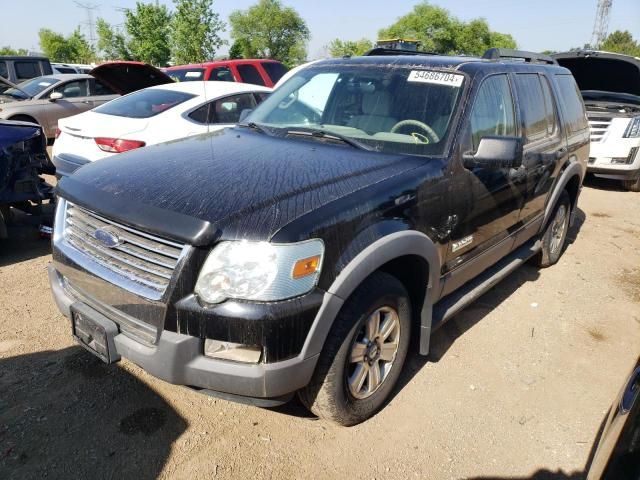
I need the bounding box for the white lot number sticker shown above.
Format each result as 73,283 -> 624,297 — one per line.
185,71 -> 202,78
408,70 -> 464,87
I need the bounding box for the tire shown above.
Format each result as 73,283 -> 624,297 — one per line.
298,271 -> 411,426
622,177 -> 640,192
535,190 -> 571,268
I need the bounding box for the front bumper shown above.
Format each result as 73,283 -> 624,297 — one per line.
588,164 -> 640,180
49,265 -> 325,399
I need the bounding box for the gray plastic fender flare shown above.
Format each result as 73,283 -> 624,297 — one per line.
541,160 -> 584,232
300,230 -> 441,360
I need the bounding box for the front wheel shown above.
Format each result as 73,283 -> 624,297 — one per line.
298,272 -> 411,426
622,177 -> 640,192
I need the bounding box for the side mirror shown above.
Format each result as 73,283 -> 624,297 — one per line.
239,108 -> 253,122
463,136 -> 523,169
49,91 -> 63,102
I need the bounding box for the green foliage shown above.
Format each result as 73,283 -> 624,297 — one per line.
378,1 -> 516,56
0,46 -> 29,56
228,40 -> 245,59
125,2 -> 172,66
229,0 -> 309,66
171,0 -> 226,64
38,28 -> 95,63
327,38 -> 373,57
96,18 -> 130,60
601,30 -> 640,57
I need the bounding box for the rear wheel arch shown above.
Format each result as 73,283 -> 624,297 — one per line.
8,114 -> 39,125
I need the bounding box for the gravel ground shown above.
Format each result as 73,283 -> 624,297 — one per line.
1,176 -> 639,480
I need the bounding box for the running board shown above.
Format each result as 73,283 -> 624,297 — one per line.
432,239 -> 541,329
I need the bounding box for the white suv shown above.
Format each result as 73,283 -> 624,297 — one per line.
555,50 -> 640,191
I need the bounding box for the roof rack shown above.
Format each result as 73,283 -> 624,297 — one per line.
482,48 -> 557,65
364,48 -> 437,57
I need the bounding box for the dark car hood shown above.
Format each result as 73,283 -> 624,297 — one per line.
553,50 -> 640,97
90,62 -> 174,95
58,128 -> 426,245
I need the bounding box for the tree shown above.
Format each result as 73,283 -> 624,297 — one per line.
0,46 -> 29,56
327,38 -> 373,57
229,0 -> 309,66
125,2 -> 172,65
378,1 -> 516,56
171,0 -> 225,64
228,40 -> 245,59
96,18 -> 130,60
601,30 -> 640,56
38,28 -> 95,63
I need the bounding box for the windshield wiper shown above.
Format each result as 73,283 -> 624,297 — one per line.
285,127 -> 372,151
237,122 -> 272,135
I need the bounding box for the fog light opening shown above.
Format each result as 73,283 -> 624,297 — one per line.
204,339 -> 262,363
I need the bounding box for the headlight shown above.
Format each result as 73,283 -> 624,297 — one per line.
624,116 -> 640,138
194,239 -> 324,304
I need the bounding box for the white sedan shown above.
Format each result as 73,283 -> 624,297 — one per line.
52,63 -> 271,177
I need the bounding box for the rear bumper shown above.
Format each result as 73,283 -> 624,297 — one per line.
51,154 -> 90,178
48,264 -> 333,399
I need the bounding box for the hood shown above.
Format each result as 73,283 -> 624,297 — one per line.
553,50 -> 640,98
90,62 -> 174,95
57,128 -> 425,244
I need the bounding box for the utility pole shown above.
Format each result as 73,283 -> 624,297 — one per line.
591,0 -> 612,49
75,1 -> 101,47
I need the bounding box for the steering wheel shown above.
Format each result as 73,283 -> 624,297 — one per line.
390,120 -> 440,144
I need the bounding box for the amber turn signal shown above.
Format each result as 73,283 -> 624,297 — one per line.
292,255 -> 321,279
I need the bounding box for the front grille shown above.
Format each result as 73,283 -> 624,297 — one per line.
587,113 -> 612,143
64,203 -> 186,296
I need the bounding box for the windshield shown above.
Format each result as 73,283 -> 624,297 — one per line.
93,88 -> 196,118
166,68 -> 206,82
246,64 -> 464,156
2,76 -> 58,100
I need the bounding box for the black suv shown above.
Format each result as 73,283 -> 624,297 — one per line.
49,49 -> 589,425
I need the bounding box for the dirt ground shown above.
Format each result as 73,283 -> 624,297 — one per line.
1,175 -> 639,480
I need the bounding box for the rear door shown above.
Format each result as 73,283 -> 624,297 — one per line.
512,73 -> 565,225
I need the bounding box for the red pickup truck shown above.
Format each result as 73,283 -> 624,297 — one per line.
165,59 -> 288,88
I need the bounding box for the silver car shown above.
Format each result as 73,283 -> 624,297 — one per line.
0,74 -> 118,140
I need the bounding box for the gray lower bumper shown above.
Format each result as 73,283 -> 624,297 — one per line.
48,265 -> 320,399
588,165 -> 640,180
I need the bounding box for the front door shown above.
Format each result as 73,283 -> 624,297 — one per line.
442,73 -> 526,294
43,79 -> 92,137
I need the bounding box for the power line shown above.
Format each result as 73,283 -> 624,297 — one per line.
75,1 -> 101,47
591,0 -> 612,48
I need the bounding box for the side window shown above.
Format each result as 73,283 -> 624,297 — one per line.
54,80 -> 88,98
209,67 -> 235,82
93,80 -> 115,96
211,93 -> 257,124
469,74 -> 517,151
261,62 -> 288,83
540,76 -> 557,135
555,75 -> 588,133
15,61 -> 39,80
0,61 -> 7,79
513,74 -> 549,143
188,103 -> 210,124
254,92 -> 270,103
236,64 -> 266,86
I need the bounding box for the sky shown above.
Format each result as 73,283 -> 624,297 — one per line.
2,0 -> 639,59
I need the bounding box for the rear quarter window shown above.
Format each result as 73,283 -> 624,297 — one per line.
237,64 -> 266,86
555,75 -> 589,133
261,62 -> 288,83
94,89 -> 196,118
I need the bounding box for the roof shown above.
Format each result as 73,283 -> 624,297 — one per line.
146,80 -> 271,96
166,59 -> 281,70
311,54 -> 570,74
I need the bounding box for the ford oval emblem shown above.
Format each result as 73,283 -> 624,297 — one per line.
93,228 -> 121,248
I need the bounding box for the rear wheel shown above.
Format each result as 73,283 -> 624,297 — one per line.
298,272 -> 411,426
622,177 -> 640,192
535,190 -> 571,268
